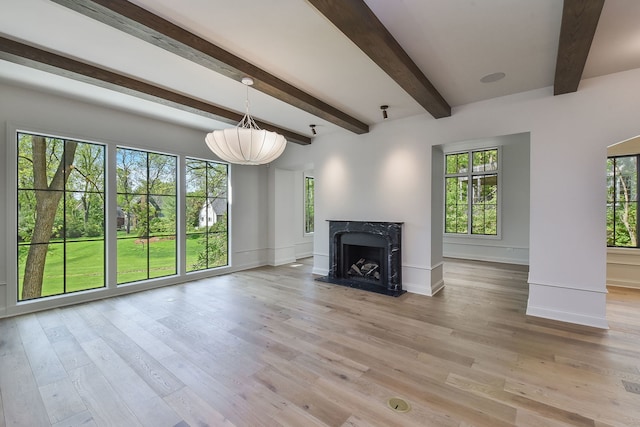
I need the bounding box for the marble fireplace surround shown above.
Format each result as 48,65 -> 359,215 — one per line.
317,220 -> 405,296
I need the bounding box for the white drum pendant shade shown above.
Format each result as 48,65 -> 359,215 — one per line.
205,77 -> 287,165
205,127 -> 287,165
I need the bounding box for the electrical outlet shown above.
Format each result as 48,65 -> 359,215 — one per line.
622,380 -> 640,395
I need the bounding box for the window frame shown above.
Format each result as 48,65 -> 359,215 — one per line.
184,157 -> 230,273
115,146 -> 178,285
15,131 -> 107,301
7,125 -> 233,313
443,147 -> 502,239
304,174 -> 315,235
607,154 -> 639,248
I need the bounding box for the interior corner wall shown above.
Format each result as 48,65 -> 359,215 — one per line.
429,146 -> 445,295
442,133 -> 531,265
275,67 -> 640,328
267,167 -> 297,266
0,82 -> 270,317
0,119 -> 5,316
229,164 -> 269,270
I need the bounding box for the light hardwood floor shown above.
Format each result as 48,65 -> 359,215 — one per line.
1,258 -> 640,426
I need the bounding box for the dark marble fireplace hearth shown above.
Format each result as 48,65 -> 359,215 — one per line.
316,220 -> 405,296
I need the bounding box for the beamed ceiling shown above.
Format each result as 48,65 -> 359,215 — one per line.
1,0 -> 639,146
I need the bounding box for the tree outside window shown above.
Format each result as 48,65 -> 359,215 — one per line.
607,155 -> 638,247
185,158 -> 229,271
16,131 -> 232,303
445,149 -> 498,236
17,132 -> 105,301
116,148 -> 177,283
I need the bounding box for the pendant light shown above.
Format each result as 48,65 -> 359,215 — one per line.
205,77 -> 287,165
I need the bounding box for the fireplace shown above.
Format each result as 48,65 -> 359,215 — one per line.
317,221 -> 405,296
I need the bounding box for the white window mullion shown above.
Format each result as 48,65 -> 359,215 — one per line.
178,155 -> 186,276
106,143 -> 118,289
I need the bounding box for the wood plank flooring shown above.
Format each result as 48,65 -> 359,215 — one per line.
1,257 -> 640,426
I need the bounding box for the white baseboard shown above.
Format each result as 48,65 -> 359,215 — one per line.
312,267 -> 329,276
606,278 -> 640,289
0,282 -> 6,316
313,253 -> 329,276
430,279 -> 445,295
443,242 -> 529,265
227,260 -> 264,273
231,248 -> 267,270
402,263 -> 444,296
295,241 -> 314,260
607,249 -> 640,289
527,281 -> 608,329
526,305 -> 609,329
296,251 -> 313,259
267,246 -> 296,266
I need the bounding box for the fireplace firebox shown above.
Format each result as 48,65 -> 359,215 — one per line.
317,221 -> 405,296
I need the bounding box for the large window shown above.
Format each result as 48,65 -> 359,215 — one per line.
17,132 -> 105,301
116,148 -> 177,283
607,155 -> 638,247
16,130 -> 231,303
185,158 -> 229,272
445,148 -> 499,236
305,175 -> 314,234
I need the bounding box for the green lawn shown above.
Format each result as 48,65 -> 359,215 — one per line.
116,236 -> 178,284
185,232 -> 228,272
18,233 -> 227,300
18,240 -> 105,298
18,236 -> 197,299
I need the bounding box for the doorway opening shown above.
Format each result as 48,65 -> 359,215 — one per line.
606,135 -> 640,290
432,132 -> 531,292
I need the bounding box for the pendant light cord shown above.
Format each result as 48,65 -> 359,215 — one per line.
239,77 -> 261,130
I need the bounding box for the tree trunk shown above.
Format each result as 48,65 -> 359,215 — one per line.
616,166 -> 637,247
21,137 -> 77,300
82,195 -> 90,232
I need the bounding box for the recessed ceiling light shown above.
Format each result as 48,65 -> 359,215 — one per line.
480,72 -> 506,83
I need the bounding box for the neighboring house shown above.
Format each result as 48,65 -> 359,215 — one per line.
198,197 -> 227,228
198,200 -> 217,228
116,206 -> 125,229
119,196 -> 165,232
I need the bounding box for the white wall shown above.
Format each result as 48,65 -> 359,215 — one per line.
0,82 -> 270,317
266,167 -> 314,264
442,133 -> 530,265
229,164 -> 269,270
275,67 -> 640,328
267,167 -> 297,265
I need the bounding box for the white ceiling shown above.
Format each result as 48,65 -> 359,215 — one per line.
1,0 -> 639,140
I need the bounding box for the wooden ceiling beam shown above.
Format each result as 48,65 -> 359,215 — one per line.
307,0 -> 451,119
0,36 -> 311,145
554,0 -> 604,95
50,0 -> 369,135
